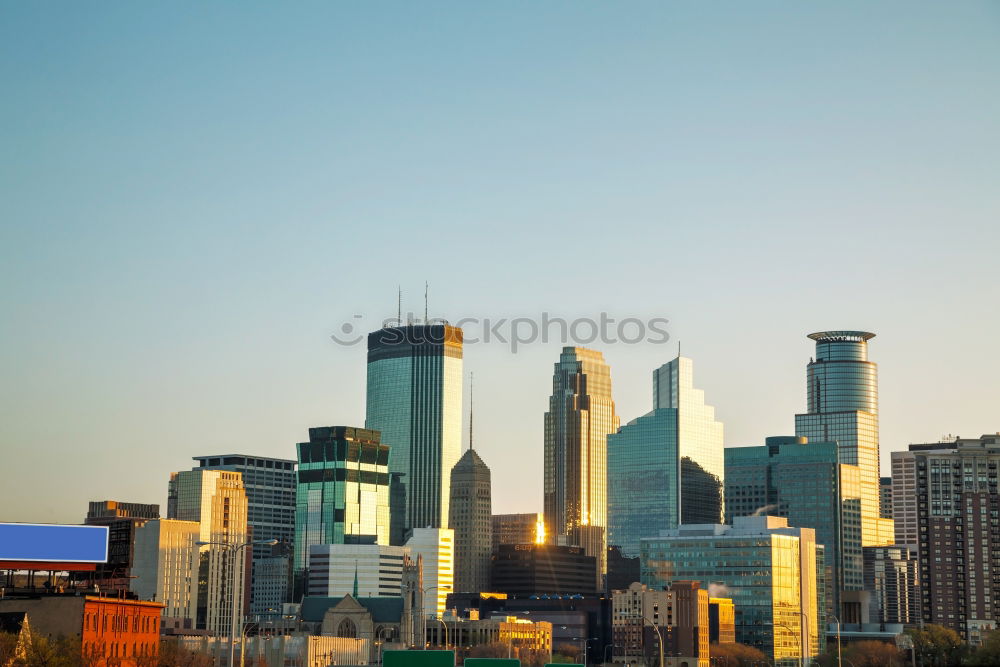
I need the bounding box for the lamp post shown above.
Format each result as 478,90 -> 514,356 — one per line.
376,625 -> 396,665
768,621 -> 800,667
829,614 -> 842,667
196,538 -> 277,667
642,617 -> 664,667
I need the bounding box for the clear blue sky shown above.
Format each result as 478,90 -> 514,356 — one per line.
2,2 -> 998,523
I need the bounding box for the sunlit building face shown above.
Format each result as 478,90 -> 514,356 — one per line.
543,346 -> 619,581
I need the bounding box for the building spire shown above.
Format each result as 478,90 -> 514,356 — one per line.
468,371 -> 474,451
353,560 -> 359,597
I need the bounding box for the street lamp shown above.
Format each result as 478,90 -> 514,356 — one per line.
767,621 -> 800,667
641,617 -> 664,667
195,538 -> 278,667
829,614 -> 842,667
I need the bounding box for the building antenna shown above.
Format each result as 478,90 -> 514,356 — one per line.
678,340 -> 681,358
468,371 -> 474,451
397,286 -> 402,326
424,281 -> 429,323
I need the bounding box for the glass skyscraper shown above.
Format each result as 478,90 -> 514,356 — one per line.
607,356 -> 724,558
794,331 -> 894,546
724,436 -> 864,623
293,426 -> 391,575
366,324 -> 463,533
543,346 -> 619,581
641,516 -> 823,666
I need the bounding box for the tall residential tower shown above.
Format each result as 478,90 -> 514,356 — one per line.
543,346 -> 619,582
366,324 -> 463,533
794,331 -> 894,546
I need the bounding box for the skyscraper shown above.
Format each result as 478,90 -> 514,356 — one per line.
191,454 -> 297,616
170,469 -> 249,635
608,356 -> 724,557
449,448 -> 492,594
795,331 -> 894,546
544,347 -> 619,583
724,436 -> 863,623
293,427 -> 391,575
366,324 -> 463,532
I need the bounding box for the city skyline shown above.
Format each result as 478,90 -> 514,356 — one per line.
3,2 -> 1000,524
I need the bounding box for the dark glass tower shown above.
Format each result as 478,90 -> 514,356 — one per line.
366,324 -> 463,533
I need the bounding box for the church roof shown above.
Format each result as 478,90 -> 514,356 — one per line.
301,595 -> 404,623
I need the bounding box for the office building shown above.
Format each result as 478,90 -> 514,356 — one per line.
611,581 -> 711,667
191,454 -> 297,616
492,513 -> 542,552
404,528 -> 454,618
794,331 -> 894,546
709,597 -> 736,644
132,519 -> 200,627
608,356 -> 724,558
863,545 -> 918,626
306,543 -> 409,598
84,501 -> 160,592
880,477 -> 893,519
725,436 -> 863,622
171,468 -> 249,635
606,545 -> 641,592
913,434 -> 1000,644
449,448 -> 492,594
293,426 -> 392,576
544,346 -> 619,583
641,516 -> 822,664
491,544 -> 598,597
0,595 -> 164,664
366,323 -> 463,531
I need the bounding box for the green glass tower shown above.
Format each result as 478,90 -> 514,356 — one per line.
607,356 -> 724,558
724,436 -> 864,624
293,426 -> 391,574
795,331 -> 894,546
366,324 -> 463,533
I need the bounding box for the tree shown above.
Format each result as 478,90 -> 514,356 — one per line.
467,642 -> 508,659
842,640 -> 904,667
157,640 -> 214,667
966,628 -> 1000,666
550,642 -> 583,664
904,624 -> 966,666
709,642 -> 767,667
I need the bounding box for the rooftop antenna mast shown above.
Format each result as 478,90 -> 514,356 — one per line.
397,286 -> 402,326
468,372 -> 474,451
424,281 -> 429,323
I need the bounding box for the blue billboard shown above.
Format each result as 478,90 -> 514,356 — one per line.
0,523 -> 109,563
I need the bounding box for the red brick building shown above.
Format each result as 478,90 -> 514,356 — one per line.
0,594 -> 164,666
